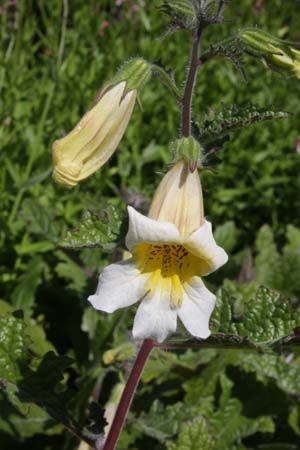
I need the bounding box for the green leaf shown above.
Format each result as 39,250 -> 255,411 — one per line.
0,313 -> 28,384
196,104 -> 290,145
236,352 -> 300,396
212,286 -> 298,344
166,417 -> 215,450
0,391 -> 62,438
59,205 -> 125,251
0,300 -> 54,356
55,250 -> 86,293
288,407 -> 300,435
214,221 -> 239,253
19,198 -> 58,241
210,374 -> 274,448
0,313 -> 98,444
11,256 -> 46,315
137,400 -> 191,441
255,225 -> 300,297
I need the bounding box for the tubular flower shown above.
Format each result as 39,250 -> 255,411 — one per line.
52,82 -> 136,187
52,58 -> 151,187
89,160 -> 228,343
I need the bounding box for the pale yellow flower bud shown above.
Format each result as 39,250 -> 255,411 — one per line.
52,81 -> 136,187
148,159 -> 204,237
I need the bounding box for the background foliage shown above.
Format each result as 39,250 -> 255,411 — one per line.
1,0 -> 300,449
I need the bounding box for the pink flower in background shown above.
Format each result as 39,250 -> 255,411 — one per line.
98,20 -> 110,38
295,138 -> 300,154
102,20 -> 110,29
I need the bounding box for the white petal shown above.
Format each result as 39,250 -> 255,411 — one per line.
88,260 -> 147,313
132,287 -> 177,343
184,220 -> 228,275
125,207 -> 180,251
178,277 -> 216,339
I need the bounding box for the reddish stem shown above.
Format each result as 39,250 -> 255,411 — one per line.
102,339 -> 155,450
181,30 -> 202,137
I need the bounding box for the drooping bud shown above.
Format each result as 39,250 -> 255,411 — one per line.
159,0 -> 196,29
148,159 -> 204,237
173,136 -> 204,171
240,29 -> 300,78
52,58 -> 152,187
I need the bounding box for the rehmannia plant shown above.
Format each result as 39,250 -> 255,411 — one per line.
1,2 -> 300,450
51,2 -> 300,449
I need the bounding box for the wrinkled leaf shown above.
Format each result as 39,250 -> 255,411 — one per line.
59,205 -> 124,251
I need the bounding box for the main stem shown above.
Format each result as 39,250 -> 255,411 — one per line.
102,339 -> 155,450
181,29 -> 202,137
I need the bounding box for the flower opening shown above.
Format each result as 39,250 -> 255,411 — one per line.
89,159 -> 228,342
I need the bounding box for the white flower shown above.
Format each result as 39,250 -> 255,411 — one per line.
89,160 -> 228,343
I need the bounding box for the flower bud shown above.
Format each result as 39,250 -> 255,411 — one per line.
148,159 -> 204,237
159,0 -> 196,28
240,29 -> 300,78
52,58 -> 151,187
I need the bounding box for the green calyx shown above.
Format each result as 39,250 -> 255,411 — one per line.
159,0 -> 196,28
240,28 -> 293,57
107,57 -> 152,95
173,136 -> 204,171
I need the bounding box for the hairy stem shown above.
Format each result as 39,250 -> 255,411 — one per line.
181,29 -> 202,137
102,339 -> 155,450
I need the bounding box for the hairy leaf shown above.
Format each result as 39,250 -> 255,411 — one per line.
59,205 -> 124,251
196,104 -> 290,145
137,400 -> 192,441
166,417 -> 215,450
212,286 -> 299,344
0,314 -> 28,385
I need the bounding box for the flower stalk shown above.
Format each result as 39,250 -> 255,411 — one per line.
181,29 -> 202,137
102,339 -> 155,450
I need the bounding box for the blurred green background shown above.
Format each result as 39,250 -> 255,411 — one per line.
1,0 -> 300,449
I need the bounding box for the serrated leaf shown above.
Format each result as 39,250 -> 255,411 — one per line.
11,256 -> 46,315
166,417 -> 215,450
0,314 -> 28,384
212,286 -> 298,344
0,314 -> 98,445
210,375 -> 274,448
237,352 -> 300,396
19,198 -> 58,241
196,104 -> 290,145
59,205 -> 124,251
55,250 -> 86,293
137,400 -> 190,441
